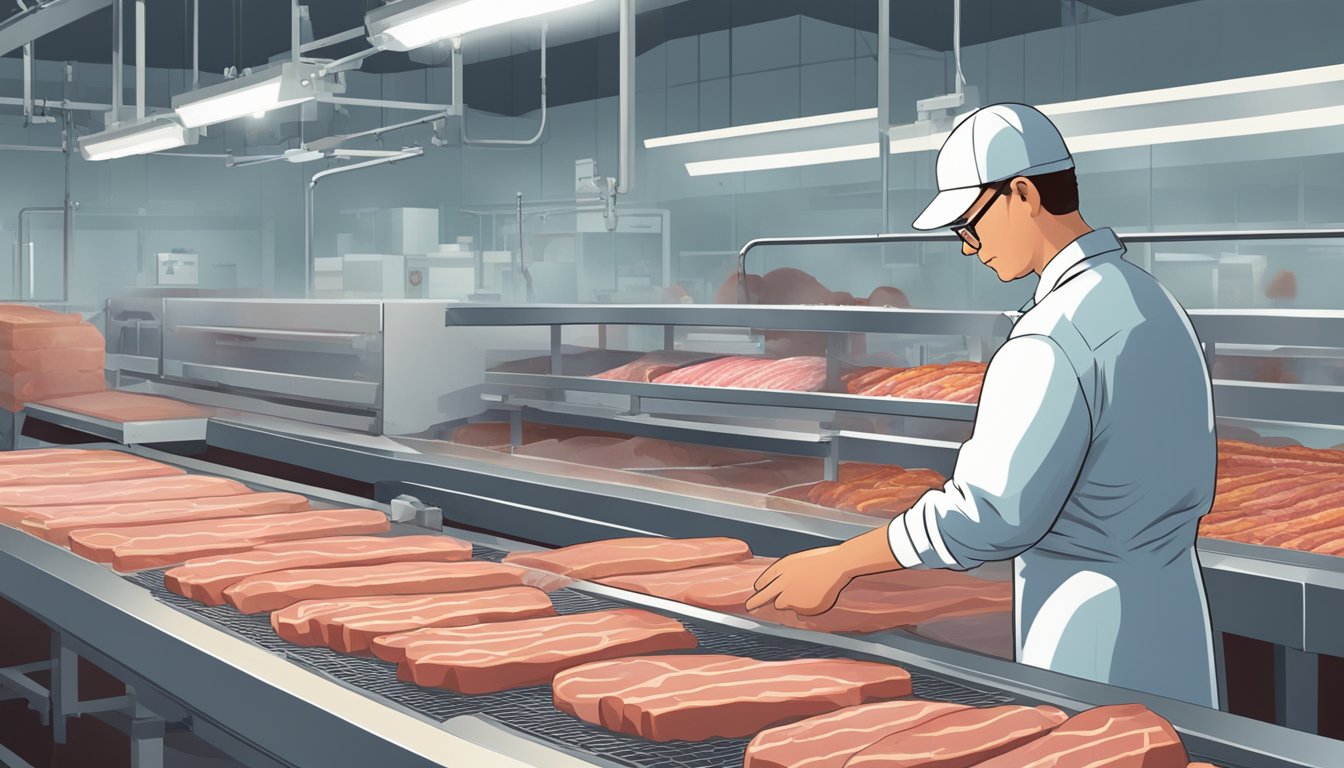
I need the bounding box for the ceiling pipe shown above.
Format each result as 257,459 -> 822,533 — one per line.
191,0 -> 198,89
461,22 -> 548,146
134,0 -> 144,120
877,0 -> 890,233
616,0 -> 633,194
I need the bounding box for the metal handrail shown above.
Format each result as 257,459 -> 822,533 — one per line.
735,227 -> 1344,303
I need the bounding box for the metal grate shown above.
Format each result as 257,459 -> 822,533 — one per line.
125,544 -> 1017,768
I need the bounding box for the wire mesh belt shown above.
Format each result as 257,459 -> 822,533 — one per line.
126,544 -> 1027,768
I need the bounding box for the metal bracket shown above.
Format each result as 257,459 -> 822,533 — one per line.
387,495 -> 444,531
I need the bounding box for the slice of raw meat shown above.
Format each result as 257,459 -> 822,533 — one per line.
594,352 -> 720,382
226,560 -> 528,614
0,321 -> 104,351
0,346 -> 104,373
36,391 -> 211,422
323,587 -> 556,654
0,448 -> 135,466
0,475 -> 252,526
372,609 -> 698,693
0,453 -> 183,487
68,509 -> 391,571
165,534 -> 474,604
553,655 -> 746,723
502,537 -> 752,581
742,577 -> 1013,634
599,558 -> 777,604
844,704 -> 1068,767
596,657 -> 913,742
18,492 -> 310,546
972,704 -> 1188,768
744,700 -> 970,768
0,369 -> 105,404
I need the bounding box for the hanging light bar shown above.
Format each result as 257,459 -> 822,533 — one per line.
172,62 -> 330,128
366,0 -> 598,52
78,116 -> 197,161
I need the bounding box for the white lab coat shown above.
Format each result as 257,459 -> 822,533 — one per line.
887,228 -> 1218,707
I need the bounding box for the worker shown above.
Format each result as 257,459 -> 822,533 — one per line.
747,103 -> 1219,708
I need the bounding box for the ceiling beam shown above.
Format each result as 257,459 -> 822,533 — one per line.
0,0 -> 111,57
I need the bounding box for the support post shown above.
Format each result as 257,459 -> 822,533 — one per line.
135,0 -> 144,120
617,0 -> 633,194
878,0 -> 890,232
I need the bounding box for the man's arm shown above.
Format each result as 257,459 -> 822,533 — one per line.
749,334 -> 1091,613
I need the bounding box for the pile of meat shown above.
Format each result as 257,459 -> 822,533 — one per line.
592,351 -> 722,383
0,304 -> 106,411
653,355 -> 828,392
5,492 -> 1199,765
1200,440 -> 1344,555
772,463 -> 947,520
844,361 -> 988,403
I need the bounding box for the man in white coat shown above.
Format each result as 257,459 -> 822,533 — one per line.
747,103 -> 1219,708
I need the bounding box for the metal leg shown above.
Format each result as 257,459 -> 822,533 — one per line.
550,325 -> 562,375
1275,646 -> 1319,734
824,435 -> 840,482
129,702 -> 165,768
50,633 -> 78,745
509,409 -> 522,453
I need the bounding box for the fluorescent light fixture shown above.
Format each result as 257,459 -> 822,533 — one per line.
173,63 -> 320,128
685,143 -> 877,177
367,0 -> 598,52
1039,63 -> 1344,116
79,116 -> 196,161
646,109 -> 877,149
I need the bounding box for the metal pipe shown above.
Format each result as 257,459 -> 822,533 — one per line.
314,47 -> 378,79
16,207 -> 62,301
617,0 -> 633,194
63,62 -> 72,303
300,27 -> 364,54
305,148 -> 424,296
451,38 -> 463,117
462,23 -> 548,146
191,0 -> 198,89
953,0 -> 965,95
22,42 -> 32,121
734,228 -> 1344,302
322,96 -> 450,112
134,0 -> 144,120
877,0 -> 890,234
111,0 -> 121,117
291,0 -> 300,66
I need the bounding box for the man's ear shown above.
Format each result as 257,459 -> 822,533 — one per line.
1013,176 -> 1043,217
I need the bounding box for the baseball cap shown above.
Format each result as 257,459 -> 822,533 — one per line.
912,103 -> 1075,231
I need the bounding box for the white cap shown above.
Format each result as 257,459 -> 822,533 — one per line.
912,103 -> 1075,231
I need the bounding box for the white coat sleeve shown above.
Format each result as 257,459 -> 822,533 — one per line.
887,334 -> 1092,570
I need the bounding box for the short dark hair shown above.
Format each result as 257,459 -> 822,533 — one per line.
1024,168 -> 1079,215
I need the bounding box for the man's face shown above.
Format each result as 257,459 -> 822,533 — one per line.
954,178 -> 1038,282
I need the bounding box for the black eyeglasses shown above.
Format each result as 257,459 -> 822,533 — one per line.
951,180 -> 1010,250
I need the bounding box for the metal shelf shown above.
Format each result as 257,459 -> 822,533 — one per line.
1190,310 -> 1344,350
447,304 -> 1015,337
1211,380 -> 1344,427
485,371 -> 979,422
23,403 -> 208,445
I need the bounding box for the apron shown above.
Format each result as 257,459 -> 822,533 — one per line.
1015,543 -> 1218,707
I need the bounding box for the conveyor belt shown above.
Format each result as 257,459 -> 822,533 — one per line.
124,544 -> 1017,768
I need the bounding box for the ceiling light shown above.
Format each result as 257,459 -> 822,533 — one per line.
367,0 -> 599,52
79,116 -> 197,161
173,63 -> 326,129
646,109 -> 877,149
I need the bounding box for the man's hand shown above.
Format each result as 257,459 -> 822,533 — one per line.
745,527 -> 906,615
745,546 -> 853,615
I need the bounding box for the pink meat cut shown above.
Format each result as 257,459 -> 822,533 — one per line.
588,656 -> 913,742
593,352 -> 720,382
731,357 -> 828,391
0,452 -> 181,487
502,537 -> 753,581
0,369 -> 105,411
844,705 -> 1069,767
37,391 -> 211,422
18,492 -> 311,546
68,509 -> 390,571
0,321 -> 103,352
0,447 -> 119,466
225,560 -> 529,614
744,700 -> 971,768
0,346 -> 103,373
0,475 -> 252,526
553,655 -> 747,723
165,534 -> 474,605
371,609 -> 698,693
599,558 -> 778,603
306,587 -> 557,654
972,704 -> 1188,768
